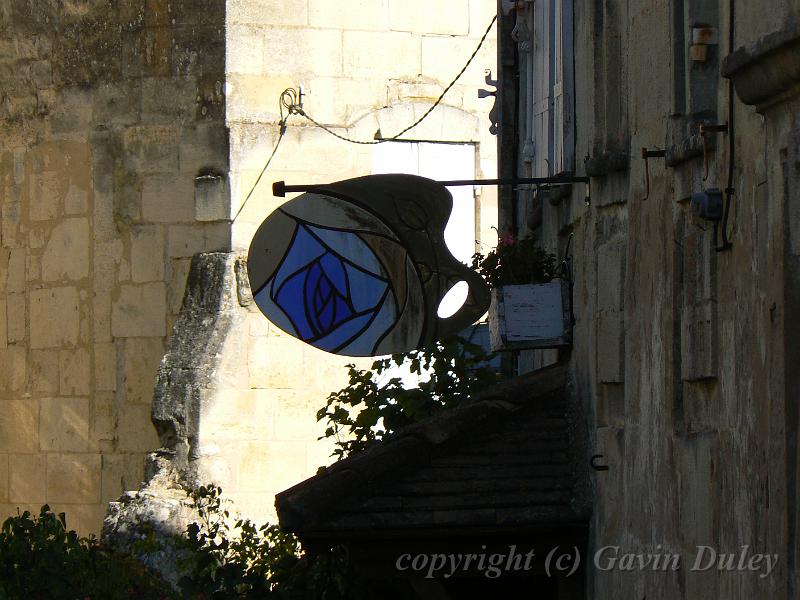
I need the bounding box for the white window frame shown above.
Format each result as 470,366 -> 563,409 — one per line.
518,0 -> 575,177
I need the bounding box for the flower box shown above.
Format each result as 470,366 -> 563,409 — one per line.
488,279 -> 572,351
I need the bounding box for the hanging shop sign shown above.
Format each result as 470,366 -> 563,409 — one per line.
247,174 -> 491,356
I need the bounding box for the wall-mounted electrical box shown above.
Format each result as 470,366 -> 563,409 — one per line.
691,188 -> 723,221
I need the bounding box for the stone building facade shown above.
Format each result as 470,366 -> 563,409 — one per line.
0,0 -> 498,535
496,0 -> 800,597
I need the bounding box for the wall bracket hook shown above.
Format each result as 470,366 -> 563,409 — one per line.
641,147 -> 666,201
591,454 -> 609,472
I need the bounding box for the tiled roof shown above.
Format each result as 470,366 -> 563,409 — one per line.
276,363 -> 589,541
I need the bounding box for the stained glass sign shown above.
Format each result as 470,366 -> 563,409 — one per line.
247,174 -> 490,356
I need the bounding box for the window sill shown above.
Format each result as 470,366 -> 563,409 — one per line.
584,150 -> 628,178
665,132 -> 715,168
722,24 -> 800,110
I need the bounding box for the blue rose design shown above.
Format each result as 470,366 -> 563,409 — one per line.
254,223 -> 397,355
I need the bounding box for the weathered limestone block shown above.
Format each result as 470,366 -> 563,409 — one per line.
597,240 -> 626,312
201,389 -> 276,443
111,283 -> 167,338
421,34 -> 493,85
30,287 -> 80,348
226,24 -> 264,75
117,404 -> 161,453
64,184 -> 88,215
123,337 -> 166,404
93,81 -> 141,127
148,253 -> 246,476
389,0 -> 469,35
6,293 -> 25,343
102,463 -> 198,587
39,397 -> 90,452
101,453 -> 146,505
9,454 -> 46,504
167,223 -> 231,257
343,30 -> 418,79
59,347 -> 90,395
130,226 -> 166,282
28,170 -> 62,222
0,457 -> 8,503
309,0 -> 389,31
681,226 -> 717,381
194,173 -> 228,222
93,392 -> 116,447
30,350 -> 59,393
0,299 -> 6,349
103,253 -> 250,578
247,335 -> 306,389
52,19 -> 123,86
93,291 -> 112,343
141,174 -> 195,223
272,390 -> 328,442
28,226 -> 47,250
94,342 -> 117,391
593,426 -> 625,537
597,311 -> 624,383
6,250 -> 25,293
46,454 -> 102,504
0,347 -> 26,392
123,126 -> 180,174
141,77 -> 198,124
596,239 -> 626,383
178,124 -> 229,175
227,0 -> 309,27
237,440 -> 308,493
263,27 -> 342,77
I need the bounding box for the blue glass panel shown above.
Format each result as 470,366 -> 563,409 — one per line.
318,294 -> 335,332
275,270 -> 314,339
254,283 -> 297,337
334,296 -> 350,323
338,290 -> 397,355
271,226 -> 327,296
307,225 -> 384,277
314,312 -> 376,353
317,274 -> 332,299
319,253 -> 347,296
344,263 -> 388,312
304,263 -> 323,333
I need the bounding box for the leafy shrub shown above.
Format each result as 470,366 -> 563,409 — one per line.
471,234 -> 558,287
177,485 -> 362,599
0,490 -> 362,600
0,505 -> 176,600
318,335 -> 499,460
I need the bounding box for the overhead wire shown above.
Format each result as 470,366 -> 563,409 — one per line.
232,94 -> 291,223
288,15 -> 498,145
232,15 -> 498,222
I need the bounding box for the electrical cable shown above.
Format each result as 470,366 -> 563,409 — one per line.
232,91 -> 298,223
287,15 -> 498,145
233,15 -> 498,220
232,122 -> 286,223
717,0 -> 735,252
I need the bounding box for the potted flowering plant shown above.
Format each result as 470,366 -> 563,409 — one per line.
471,233 -> 572,351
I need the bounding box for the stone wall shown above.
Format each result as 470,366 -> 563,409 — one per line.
506,0 -> 800,597
1,0 -> 498,535
0,0 -> 229,534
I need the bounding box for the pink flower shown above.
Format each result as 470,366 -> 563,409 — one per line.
498,231 -> 517,247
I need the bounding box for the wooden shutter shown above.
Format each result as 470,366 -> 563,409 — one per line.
553,0 -> 575,174
532,0 -> 553,178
